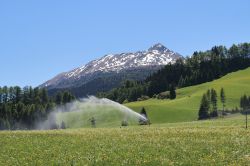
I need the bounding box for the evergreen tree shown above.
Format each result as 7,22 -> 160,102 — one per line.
198,94 -> 210,120
139,107 -> 149,125
0,118 -> 5,130
2,86 -> 8,103
0,87 -> 2,103
210,89 -> 218,117
14,86 -> 22,103
169,85 -> 176,100
229,44 -> 240,58
0,86 -> 75,130
240,95 -> 249,110
41,88 -> 49,104
206,89 -> 211,106
28,87 -> 34,102
100,43 -> 250,103
220,88 -> 226,115
62,91 -> 75,104
22,87 -> 30,105
55,92 -> 63,105
178,75 -> 184,87
240,95 -> 250,129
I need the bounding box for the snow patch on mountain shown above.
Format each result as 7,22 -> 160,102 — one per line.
66,43 -> 181,78
41,43 -> 182,88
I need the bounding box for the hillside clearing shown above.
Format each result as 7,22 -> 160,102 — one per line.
126,68 -> 250,123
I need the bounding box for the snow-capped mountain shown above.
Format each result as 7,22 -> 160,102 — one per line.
40,43 -> 182,97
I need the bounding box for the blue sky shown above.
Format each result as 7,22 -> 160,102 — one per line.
0,0 -> 249,87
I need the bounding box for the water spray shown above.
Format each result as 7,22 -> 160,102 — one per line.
37,96 -> 147,129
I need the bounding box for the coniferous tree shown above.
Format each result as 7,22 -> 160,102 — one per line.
220,88 -> 226,115
41,88 -> 49,104
100,43 -> 250,103
240,95 -> 250,129
55,92 -> 63,105
210,89 -> 218,117
139,107 -> 149,125
240,95 -> 249,110
169,85 -> 176,100
198,94 -> 210,120
0,118 -> 5,130
0,86 -> 75,130
178,75 -> 184,87
14,86 -> 22,103
206,89 -> 211,106
62,91 -> 75,104
22,87 -> 30,105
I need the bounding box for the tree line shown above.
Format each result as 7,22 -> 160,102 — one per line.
199,92 -> 250,120
99,43 -> 250,103
240,95 -> 250,128
0,86 -> 75,130
240,95 -> 250,111
198,88 -> 226,120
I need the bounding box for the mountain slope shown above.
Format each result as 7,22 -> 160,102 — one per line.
40,43 -> 182,96
125,67 -> 250,123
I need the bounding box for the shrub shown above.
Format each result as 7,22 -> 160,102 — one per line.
121,120 -> 128,126
157,92 -> 170,99
137,95 -> 150,101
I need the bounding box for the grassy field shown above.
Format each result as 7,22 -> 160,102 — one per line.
0,114 -> 250,165
53,68 -> 250,128
1,69 -> 250,165
56,107 -> 141,128
125,67 -> 250,123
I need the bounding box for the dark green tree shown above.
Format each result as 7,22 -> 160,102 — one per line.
198,94 -> 210,120
55,92 -> 63,105
41,88 -> 49,104
240,95 -> 249,110
169,85 -> 176,100
62,91 -> 75,104
14,86 -> 22,103
139,107 -> 150,125
0,86 -> 75,130
210,89 -> 218,117
240,95 -> 250,129
100,43 -> 250,103
220,88 -> 226,115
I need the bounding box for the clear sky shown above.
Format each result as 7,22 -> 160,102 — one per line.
0,0 -> 249,87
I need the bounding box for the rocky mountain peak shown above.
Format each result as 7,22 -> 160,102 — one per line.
40,43 -> 183,91
148,43 -> 170,53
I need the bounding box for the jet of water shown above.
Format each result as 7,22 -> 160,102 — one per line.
80,96 -> 147,121
37,96 -> 147,129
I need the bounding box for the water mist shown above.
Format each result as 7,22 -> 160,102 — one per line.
37,96 -> 147,129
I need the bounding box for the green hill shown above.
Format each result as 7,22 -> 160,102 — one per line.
125,67 -> 250,123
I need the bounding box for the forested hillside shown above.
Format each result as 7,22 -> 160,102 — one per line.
0,87 -> 75,130
99,43 -> 250,103
125,67 -> 250,123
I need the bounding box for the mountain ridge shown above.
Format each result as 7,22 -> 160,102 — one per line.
40,43 -> 183,96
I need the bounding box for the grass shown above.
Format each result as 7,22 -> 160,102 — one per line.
1,69 -> 250,165
54,68 -> 250,128
0,114 -> 250,165
125,67 -> 250,123
55,104 -> 143,128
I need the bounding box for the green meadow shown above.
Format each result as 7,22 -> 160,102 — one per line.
0,114 -> 250,165
54,67 -> 250,129
1,68 -> 250,165
126,67 -> 250,123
